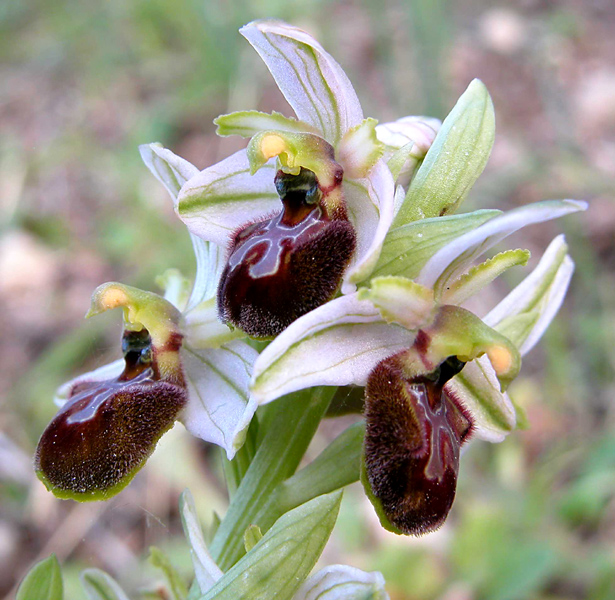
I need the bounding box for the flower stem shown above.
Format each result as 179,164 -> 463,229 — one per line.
221,418 -> 258,499
210,386 -> 335,570
266,420 -> 365,525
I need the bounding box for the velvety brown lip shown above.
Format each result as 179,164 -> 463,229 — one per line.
217,166 -> 356,338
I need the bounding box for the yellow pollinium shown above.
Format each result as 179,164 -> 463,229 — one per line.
97,286 -> 129,311
487,344 -> 514,377
260,133 -> 288,160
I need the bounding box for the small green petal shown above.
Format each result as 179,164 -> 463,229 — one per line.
359,276 -> 435,330
215,110 -> 317,138
441,248 -> 531,304
387,141 -> 419,181
394,79 -> 495,225
485,235 -> 573,354
337,117 -> 384,178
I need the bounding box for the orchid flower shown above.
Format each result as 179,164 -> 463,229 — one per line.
35,145 -> 259,501
175,20 -> 442,338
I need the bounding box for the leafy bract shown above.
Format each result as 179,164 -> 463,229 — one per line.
394,79 -> 495,225
202,491 -> 343,600
80,569 -> 130,600
17,555 -> 63,600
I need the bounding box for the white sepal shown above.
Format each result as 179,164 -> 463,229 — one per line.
417,199 -> 587,293
446,355 -> 517,443
251,293 -> 414,404
139,143 -> 199,205
343,160 -> 395,289
184,298 -> 245,349
180,340 -> 258,460
140,142 -> 225,310
484,235 -> 574,355
240,20 -> 363,145
294,564 -> 389,600
177,149 -> 279,247
185,237 -> 227,310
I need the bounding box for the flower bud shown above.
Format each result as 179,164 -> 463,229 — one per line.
218,165 -> 356,337
363,352 -> 472,535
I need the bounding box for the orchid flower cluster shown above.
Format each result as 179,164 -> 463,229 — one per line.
22,20 -> 586,600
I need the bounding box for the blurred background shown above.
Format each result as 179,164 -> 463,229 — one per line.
1,0 -> 614,598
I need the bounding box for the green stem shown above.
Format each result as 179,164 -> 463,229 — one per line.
221,417 -> 258,499
210,386 -> 335,570
267,420 -> 365,525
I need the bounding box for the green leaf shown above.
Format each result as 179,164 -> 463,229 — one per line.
202,491 -> 343,600
148,547 -> 188,600
244,525 -> 264,552
17,555 -> 63,600
373,210 -> 500,281
393,79 -> 495,225
441,248 -> 531,304
215,110 -> 317,137
80,569 -> 130,600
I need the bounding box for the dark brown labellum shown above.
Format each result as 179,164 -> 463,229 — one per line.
217,167 -> 356,338
35,329 -> 186,501
364,353 -> 472,535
